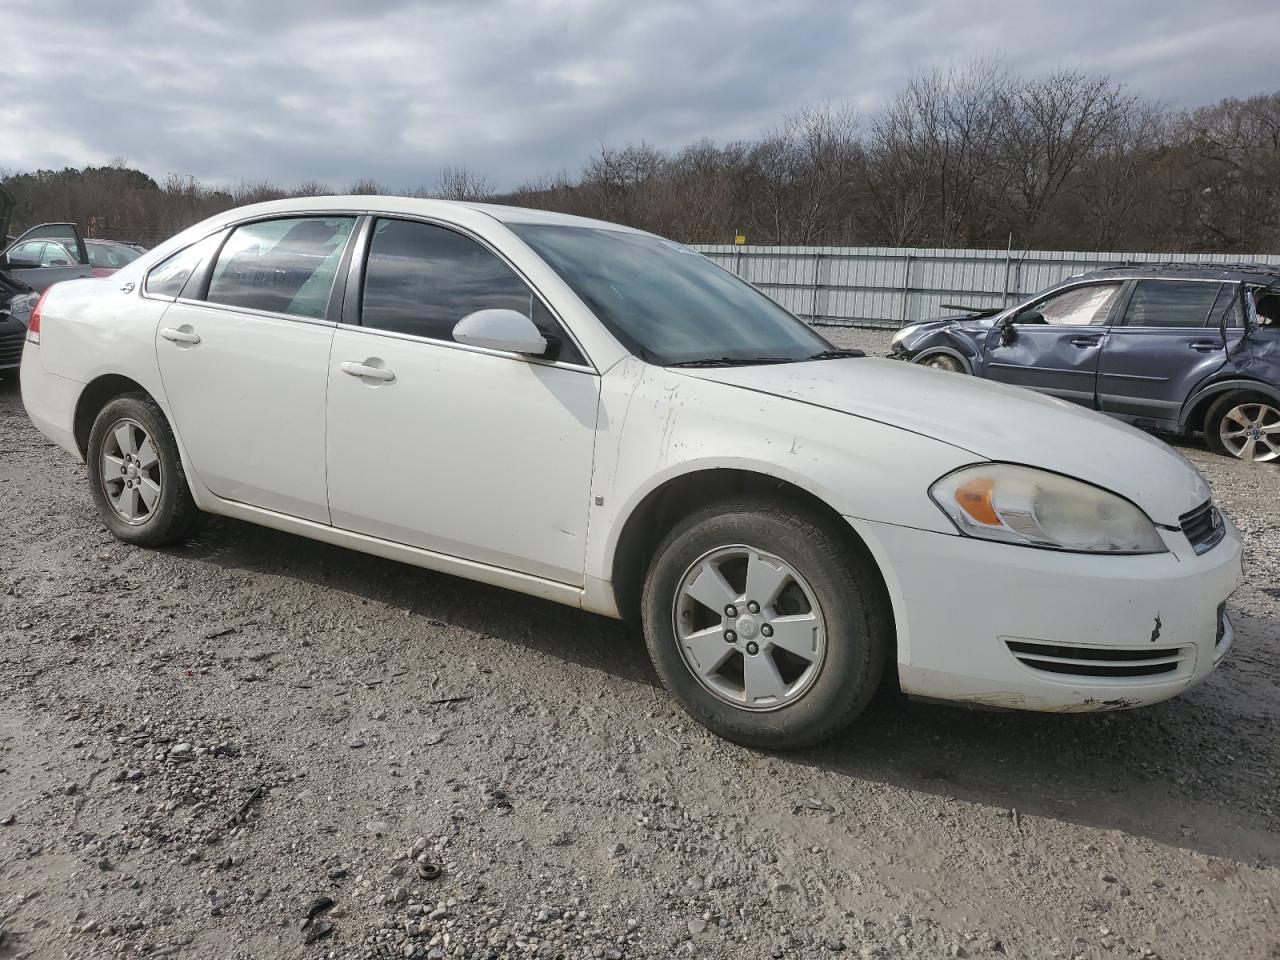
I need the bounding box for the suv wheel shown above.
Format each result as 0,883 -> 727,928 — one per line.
917,353 -> 964,373
1205,393 -> 1280,463
641,497 -> 890,750
86,393 -> 201,545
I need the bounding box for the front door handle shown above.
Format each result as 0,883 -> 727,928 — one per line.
160,326 -> 201,345
1069,336 -> 1102,347
340,360 -> 396,382
1189,340 -> 1221,352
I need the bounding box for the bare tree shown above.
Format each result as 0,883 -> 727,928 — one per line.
433,165 -> 495,201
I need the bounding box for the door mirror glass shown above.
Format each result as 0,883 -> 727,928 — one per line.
453,309 -> 548,356
3,253 -> 39,269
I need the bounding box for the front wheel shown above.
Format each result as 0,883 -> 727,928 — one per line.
1205,393 -> 1280,463
86,393 -> 202,545
916,353 -> 965,373
641,497 -> 891,750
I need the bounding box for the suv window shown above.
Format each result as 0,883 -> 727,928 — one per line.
1121,280 -> 1222,328
207,217 -> 356,320
1018,283 -> 1121,326
144,233 -> 226,299
359,218 -> 586,365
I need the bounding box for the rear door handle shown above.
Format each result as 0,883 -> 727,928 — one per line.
1189,341 -> 1221,352
160,327 -> 201,345
1069,336 -> 1102,347
340,360 -> 396,382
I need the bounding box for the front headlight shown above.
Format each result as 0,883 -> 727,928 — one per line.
890,324 -> 921,347
929,464 -> 1166,554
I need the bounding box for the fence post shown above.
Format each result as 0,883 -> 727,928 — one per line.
810,251 -> 823,321
899,252 -> 913,327
1002,233 -> 1012,306
732,246 -> 741,277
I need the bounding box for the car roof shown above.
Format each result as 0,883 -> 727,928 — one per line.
1076,263 -> 1280,285
198,195 -> 645,235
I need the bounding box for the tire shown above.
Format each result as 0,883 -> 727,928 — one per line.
916,353 -> 965,373
86,393 -> 201,546
641,496 -> 891,750
1204,392 -> 1280,463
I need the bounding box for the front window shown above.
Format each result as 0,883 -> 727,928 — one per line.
1016,283 -> 1121,326
508,224 -> 832,365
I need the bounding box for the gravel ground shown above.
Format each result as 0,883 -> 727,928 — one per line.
1,340 -> 1278,960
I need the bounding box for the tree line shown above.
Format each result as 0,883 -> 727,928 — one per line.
4,62 -> 1278,253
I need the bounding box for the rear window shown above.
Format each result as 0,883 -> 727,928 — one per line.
1121,281 -> 1222,328
144,233 -> 225,299
206,217 -> 356,320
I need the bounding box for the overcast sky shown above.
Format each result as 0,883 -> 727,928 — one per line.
3,0 -> 1277,191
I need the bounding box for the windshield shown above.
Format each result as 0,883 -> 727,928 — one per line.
509,224 -> 833,365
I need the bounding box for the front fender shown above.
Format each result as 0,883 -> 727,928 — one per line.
584,361 -> 975,595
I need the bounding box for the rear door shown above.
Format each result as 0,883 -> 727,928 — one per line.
154,215 -> 358,522
980,281 -> 1124,406
1096,279 -> 1232,425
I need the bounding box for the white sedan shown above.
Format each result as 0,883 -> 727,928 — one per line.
20,197 -> 1244,749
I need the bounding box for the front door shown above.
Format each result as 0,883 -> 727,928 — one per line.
1096,279 -> 1234,425
981,281 -> 1124,406
325,217 -> 600,585
154,215 -> 357,522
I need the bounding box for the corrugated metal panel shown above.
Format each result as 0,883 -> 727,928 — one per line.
691,244 -> 1280,327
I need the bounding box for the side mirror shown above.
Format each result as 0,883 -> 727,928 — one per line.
1000,320 -> 1018,346
453,308 -> 548,356
2,253 -> 40,270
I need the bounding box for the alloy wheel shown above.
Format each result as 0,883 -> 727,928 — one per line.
672,545 -> 827,711
100,418 -> 163,524
922,355 -> 963,372
1218,402 -> 1280,463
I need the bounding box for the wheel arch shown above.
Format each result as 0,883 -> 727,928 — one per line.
1180,377 -> 1280,433
73,374 -> 159,458
911,346 -> 973,374
607,467 -> 896,653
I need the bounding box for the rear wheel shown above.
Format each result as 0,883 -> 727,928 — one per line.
916,353 -> 965,373
641,497 -> 890,750
87,393 -> 201,545
1205,392 -> 1280,463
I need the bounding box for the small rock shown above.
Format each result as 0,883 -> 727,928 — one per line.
688,918 -> 708,935
0,814 -> 14,827
366,820 -> 389,835
327,866 -> 348,881
1100,872 -> 1118,884
609,842 -> 626,858
349,738 -> 367,749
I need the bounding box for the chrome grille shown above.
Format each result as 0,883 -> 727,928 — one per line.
1006,639 -> 1188,679
1180,500 -> 1225,555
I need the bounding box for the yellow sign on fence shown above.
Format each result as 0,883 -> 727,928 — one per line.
734,234 -> 746,246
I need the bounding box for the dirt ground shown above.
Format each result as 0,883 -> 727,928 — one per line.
1,331 -> 1277,960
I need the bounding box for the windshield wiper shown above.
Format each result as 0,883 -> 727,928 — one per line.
668,356 -> 796,368
805,349 -> 865,360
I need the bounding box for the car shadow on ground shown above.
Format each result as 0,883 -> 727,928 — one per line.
177,511 -> 1276,869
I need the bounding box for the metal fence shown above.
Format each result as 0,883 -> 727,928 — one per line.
691,244 -> 1280,329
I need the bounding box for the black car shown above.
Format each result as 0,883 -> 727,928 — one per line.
890,264 -> 1280,464
0,183 -> 93,374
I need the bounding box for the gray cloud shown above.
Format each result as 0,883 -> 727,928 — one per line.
3,0 -> 1277,190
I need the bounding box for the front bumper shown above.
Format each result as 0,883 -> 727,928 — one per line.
0,316 -> 25,370
850,514 -> 1244,711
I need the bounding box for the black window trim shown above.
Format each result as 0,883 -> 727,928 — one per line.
340,213 -> 598,375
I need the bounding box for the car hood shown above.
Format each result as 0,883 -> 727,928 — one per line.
676,357 -> 1211,525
